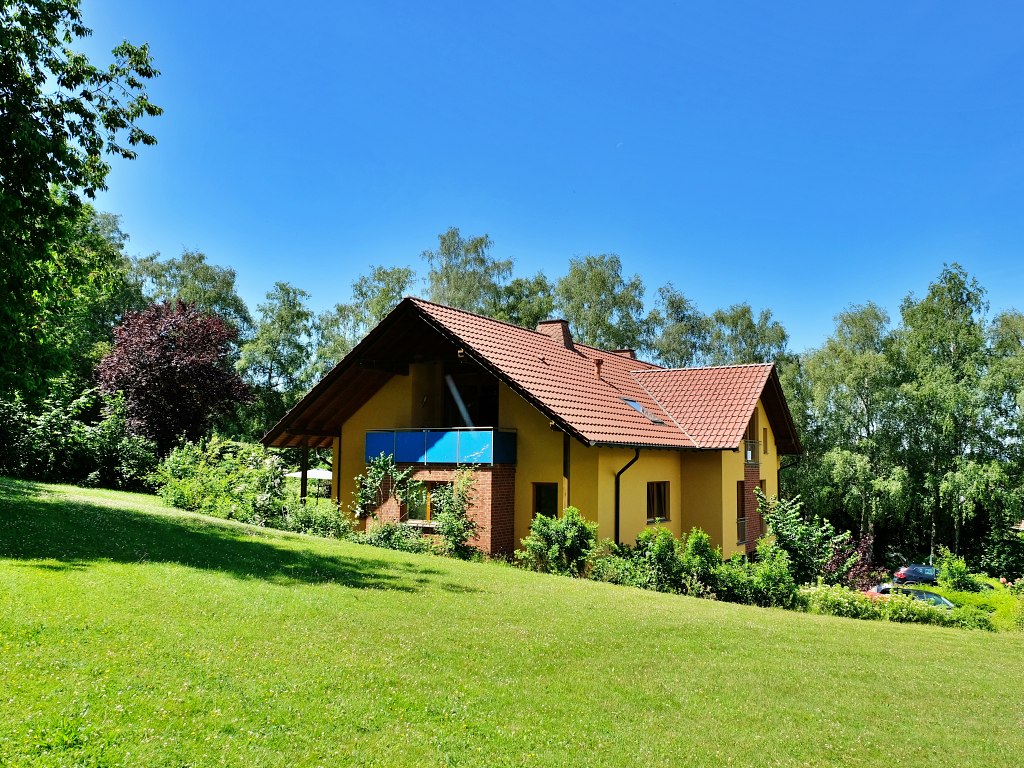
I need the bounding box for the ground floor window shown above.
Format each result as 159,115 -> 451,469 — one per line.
533,482 -> 559,517
736,480 -> 746,544
646,481 -> 669,523
405,482 -> 444,522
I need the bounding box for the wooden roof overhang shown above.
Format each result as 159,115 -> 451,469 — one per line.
262,302 -> 457,449
760,365 -> 802,455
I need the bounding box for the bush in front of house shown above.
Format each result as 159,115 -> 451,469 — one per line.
516,506 -> 598,577
154,436 -> 285,524
709,541 -> 798,609
757,489 -> 856,586
358,521 -> 435,554
274,496 -> 357,539
430,467 -> 479,560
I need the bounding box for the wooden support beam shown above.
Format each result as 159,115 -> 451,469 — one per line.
299,440 -> 309,505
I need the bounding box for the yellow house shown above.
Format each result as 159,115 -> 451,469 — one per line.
263,298 -> 801,556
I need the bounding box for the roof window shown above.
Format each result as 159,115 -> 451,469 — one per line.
623,398 -> 665,425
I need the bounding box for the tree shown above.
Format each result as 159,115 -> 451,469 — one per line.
15,202 -> 145,398
893,264 -> 992,557
705,303 -> 789,365
237,282 -> 314,431
487,272 -> 555,330
554,254 -> 650,351
422,227 -> 512,314
1,0 -> 160,395
312,265 -> 416,379
97,302 -> 248,454
133,250 -> 253,336
650,283 -> 711,367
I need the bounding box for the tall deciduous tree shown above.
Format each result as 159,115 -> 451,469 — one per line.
650,284 -> 711,368
312,265 -> 416,379
554,254 -> 650,352
97,302 -> 247,454
705,303 -> 789,365
487,272 -> 556,330
237,282 -> 314,427
422,227 -> 512,314
133,250 -> 253,336
1,0 -> 161,394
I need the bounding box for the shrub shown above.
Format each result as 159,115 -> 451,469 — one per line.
949,605 -> 995,631
516,506 -> 598,577
86,393 -> 159,491
632,526 -> 683,592
881,593 -> 949,626
712,554 -> 756,605
1013,598 -> 1024,632
0,387 -> 157,491
359,522 -> 434,554
802,584 -> 883,621
587,544 -> 645,587
757,489 -> 852,585
154,436 -> 285,524
678,528 -> 723,588
274,498 -> 356,539
936,546 -> 982,592
431,467 -> 478,559
749,541 -> 798,608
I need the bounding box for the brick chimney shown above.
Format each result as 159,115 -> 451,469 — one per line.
536,319 -> 574,350
611,349 -> 636,360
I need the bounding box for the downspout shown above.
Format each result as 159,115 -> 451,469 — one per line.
614,448 -> 641,545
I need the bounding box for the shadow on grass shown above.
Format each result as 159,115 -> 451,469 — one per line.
0,478 -> 442,591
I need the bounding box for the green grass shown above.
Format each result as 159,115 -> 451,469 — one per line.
2,478 -> 1023,767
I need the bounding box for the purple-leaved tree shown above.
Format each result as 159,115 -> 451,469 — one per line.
98,301 -> 248,453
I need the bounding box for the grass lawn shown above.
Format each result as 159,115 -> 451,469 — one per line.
2,478 -> 1023,767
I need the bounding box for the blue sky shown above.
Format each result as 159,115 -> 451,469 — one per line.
84,1 -> 1024,352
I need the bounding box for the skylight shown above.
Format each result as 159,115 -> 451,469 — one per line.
623,398 -> 665,425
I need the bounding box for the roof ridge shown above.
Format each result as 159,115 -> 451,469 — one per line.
633,362 -> 775,373
408,295 -> 569,339
409,296 -> 663,366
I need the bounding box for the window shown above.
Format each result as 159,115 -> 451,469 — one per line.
405,482 -> 443,523
533,483 -> 559,518
744,414 -> 759,464
623,398 -> 665,425
647,481 -> 669,523
762,427 -> 769,455
736,480 -> 746,544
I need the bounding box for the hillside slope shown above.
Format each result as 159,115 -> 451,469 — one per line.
1,478 -> 1022,767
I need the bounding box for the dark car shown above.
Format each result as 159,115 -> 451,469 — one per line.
894,563 -> 937,585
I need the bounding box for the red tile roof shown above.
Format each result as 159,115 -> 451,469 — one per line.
413,299 -> 694,449
264,298 -> 801,453
632,364 -> 773,449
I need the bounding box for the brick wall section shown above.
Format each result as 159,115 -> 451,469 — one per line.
487,465 -> 516,555
744,463 -> 761,556
365,464 -> 517,556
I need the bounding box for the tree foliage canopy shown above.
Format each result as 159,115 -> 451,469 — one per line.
97,302 -> 248,454
0,0 -> 161,395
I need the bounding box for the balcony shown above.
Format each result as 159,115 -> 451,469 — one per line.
364,428 -> 517,465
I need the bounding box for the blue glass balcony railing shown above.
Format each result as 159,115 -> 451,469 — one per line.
364,428 -> 517,465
